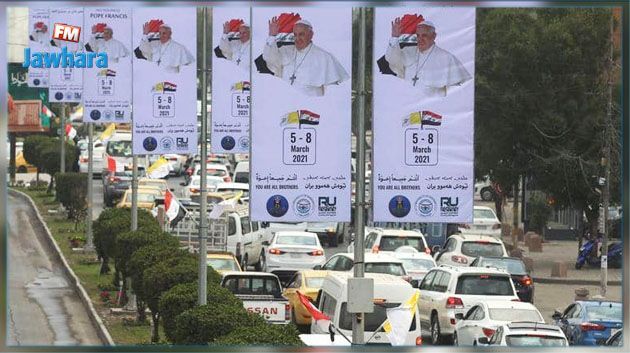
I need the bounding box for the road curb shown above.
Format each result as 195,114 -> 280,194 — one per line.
9,189 -> 116,346
533,276 -> 622,286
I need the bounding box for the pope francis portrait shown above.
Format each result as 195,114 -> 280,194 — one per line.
85,25 -> 130,63
134,22 -> 195,74
262,18 -> 349,97
383,19 -> 471,97
216,21 -> 251,72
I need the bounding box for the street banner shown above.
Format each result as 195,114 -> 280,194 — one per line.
251,8 -> 351,222
212,8 -> 251,154
27,8 -> 50,88
373,8 -> 475,222
48,8 -> 84,103
83,8 -> 132,123
132,8 -> 196,155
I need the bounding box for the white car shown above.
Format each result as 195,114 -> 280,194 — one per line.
163,154 -> 187,176
460,206 -> 502,238
348,228 -> 430,255
215,182 -> 249,202
79,143 -> 105,176
262,231 -> 326,282
418,266 -> 519,345
233,160 -> 249,183
193,163 -> 231,182
392,247 -> 436,287
181,175 -> 225,198
479,322 -> 568,347
454,301 -> 544,346
317,252 -> 408,280
434,233 -> 508,267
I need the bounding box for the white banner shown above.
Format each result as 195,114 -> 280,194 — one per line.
251,8 -> 352,222
211,8 -> 251,154
373,8 -> 475,222
132,8 -> 197,155
83,8 -> 132,123
48,7 -> 84,103
27,8 -> 50,88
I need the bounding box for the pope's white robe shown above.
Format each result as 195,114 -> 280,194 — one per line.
87,36 -> 130,63
218,35 -> 250,71
263,37 -> 349,97
136,38 -> 195,74
385,39 -> 471,97
29,31 -> 50,47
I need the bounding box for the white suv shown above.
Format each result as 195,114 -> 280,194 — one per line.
418,266 -> 519,345
348,228 -> 429,255
433,233 -> 508,267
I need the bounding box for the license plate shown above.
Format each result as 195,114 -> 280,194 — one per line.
475,225 -> 488,230
290,253 -> 302,259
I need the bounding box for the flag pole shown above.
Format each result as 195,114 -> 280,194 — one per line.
198,6 -> 209,306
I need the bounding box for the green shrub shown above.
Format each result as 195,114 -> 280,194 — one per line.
214,322 -> 304,346
56,173 -> 88,226
528,194 -> 552,235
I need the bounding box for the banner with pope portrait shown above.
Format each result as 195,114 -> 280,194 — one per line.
373,8 -> 475,222
250,8 -> 352,222
48,8 -> 84,103
83,8 -> 132,123
211,7 -> 251,154
27,8 -> 50,88
132,7 -> 197,155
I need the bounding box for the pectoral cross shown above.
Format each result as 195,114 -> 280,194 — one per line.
412,75 -> 419,86
236,58 -> 241,65
157,58 -> 161,66
289,74 -> 297,85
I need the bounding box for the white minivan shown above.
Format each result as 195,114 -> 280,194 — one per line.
311,272 -> 423,346
224,205 -> 265,270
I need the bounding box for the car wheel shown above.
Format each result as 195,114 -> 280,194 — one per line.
261,254 -> 267,272
241,255 -> 248,271
431,314 -> 442,345
254,251 -> 264,271
480,187 -> 494,201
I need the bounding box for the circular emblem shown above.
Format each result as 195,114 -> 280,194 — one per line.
415,195 -> 436,217
143,137 -> 158,152
389,195 -> 411,218
54,92 -> 64,101
238,136 -> 250,150
160,137 -> 174,151
65,92 -> 73,100
293,195 -> 314,217
33,79 -> 41,86
221,136 -> 236,151
90,110 -> 101,121
103,110 -> 113,120
266,195 -> 289,218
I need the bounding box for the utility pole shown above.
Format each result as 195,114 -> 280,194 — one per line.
86,123 -> 94,250
351,7 -> 367,345
599,10 -> 614,298
198,6 -> 209,306
131,155 -> 138,231
60,103 -> 66,173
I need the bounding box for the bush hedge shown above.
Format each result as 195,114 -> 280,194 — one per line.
214,323 -> 304,346
56,172 -> 87,225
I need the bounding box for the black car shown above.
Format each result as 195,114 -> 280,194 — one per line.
102,168 -> 145,207
469,256 -> 534,303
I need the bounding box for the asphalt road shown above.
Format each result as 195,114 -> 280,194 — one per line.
7,193 -> 104,346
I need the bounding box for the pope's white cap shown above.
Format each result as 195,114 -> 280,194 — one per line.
417,20 -> 436,29
159,23 -> 172,30
294,19 -> 313,29
239,21 -> 250,28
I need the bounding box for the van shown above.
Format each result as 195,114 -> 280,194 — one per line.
102,132 -> 133,173
311,272 -> 422,346
220,205 -> 265,270
233,161 -> 249,183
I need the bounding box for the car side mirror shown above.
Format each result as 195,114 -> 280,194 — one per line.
455,313 -> 464,321
552,310 -> 562,320
478,337 -> 489,345
410,279 -> 419,288
262,241 -> 270,246
328,323 -> 335,342
432,245 -> 441,253
313,265 -> 322,270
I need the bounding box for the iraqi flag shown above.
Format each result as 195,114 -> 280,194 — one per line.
421,111 -> 442,126
299,110 -> 320,127
107,156 -> 123,173
165,189 -> 187,226
297,290 -> 330,322
65,124 -> 77,140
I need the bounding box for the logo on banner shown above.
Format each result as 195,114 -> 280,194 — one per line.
294,195 -> 314,217
231,81 -> 251,92
440,197 -> 459,217
115,110 -> 125,119
403,110 -> 443,127
103,110 -> 113,120
389,195 -> 411,218
160,137 -> 174,151
267,195 -> 289,218
176,137 -> 189,150
238,136 -> 249,150
53,23 -> 81,43
90,109 -> 101,121
415,195 -> 436,217
280,110 -> 320,127
221,136 -> 236,151
143,137 -> 158,152
23,47 -> 108,68
318,196 -> 337,217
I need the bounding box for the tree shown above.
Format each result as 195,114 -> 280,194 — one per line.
23,135 -> 49,184
22,136 -> 76,193
55,173 -> 88,228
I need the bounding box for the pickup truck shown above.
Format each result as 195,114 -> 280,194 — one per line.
220,271 -> 290,324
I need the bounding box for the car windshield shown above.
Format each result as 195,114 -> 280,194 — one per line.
276,235 -> 317,246
207,258 -> 239,271
197,168 -> 227,177
379,236 -> 426,252
474,208 -> 497,219
222,276 -> 281,297
340,302 -> 415,331
192,178 -> 223,188
489,309 -> 542,322
585,304 -> 622,321
137,192 -> 158,203
461,242 -> 504,257
505,335 -> 567,346
455,275 -> 514,296
305,277 -> 325,288
479,258 -> 527,274
106,140 -> 132,157
365,263 -> 406,276
400,258 -> 435,272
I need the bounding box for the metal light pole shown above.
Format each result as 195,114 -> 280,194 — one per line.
86,123 -> 94,250
60,103 -> 66,173
131,155 -> 138,231
351,7 -> 367,345
198,6 -> 209,306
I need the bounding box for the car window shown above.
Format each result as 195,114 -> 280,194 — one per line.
322,256 -> 339,271
505,335 -> 567,346
433,272 -> 450,293
228,216 -> 236,236
240,217 -> 251,234
378,236 -> 426,252
419,271 -> 436,290
285,274 -> 299,289
489,309 -> 542,322
479,258 -> 527,274
399,258 -> 435,272
333,257 -> 350,271
571,304 -> 582,318
276,235 -> 317,246
585,304 -> 622,321
320,293 -> 337,318
223,276 -> 280,296
365,233 -> 377,249
428,271 -> 444,292
251,222 -> 259,232
461,242 -> 504,257
563,304 -> 576,318
474,307 -> 485,320
464,306 -> 480,320
207,258 -> 239,271
365,263 -> 406,276
446,238 -> 457,252
305,277 -> 325,288
489,327 -> 503,345
106,140 -> 132,157
474,208 -> 497,219
455,274 -> 514,296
